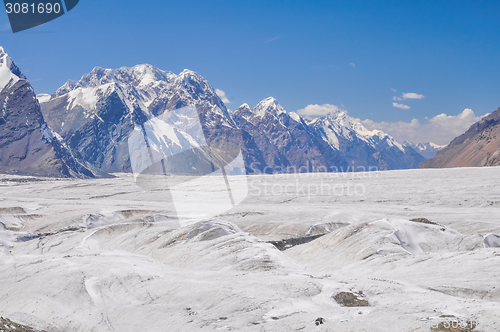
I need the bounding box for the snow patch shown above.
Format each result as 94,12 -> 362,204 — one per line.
0,231 -> 14,255
41,123 -> 64,144
36,94 -> 51,103
484,233 -> 500,248
66,85 -> 103,111
382,219 -> 461,255
0,215 -> 24,230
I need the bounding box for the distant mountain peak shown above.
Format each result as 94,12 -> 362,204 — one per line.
53,64 -> 176,98
235,103 -> 251,112
252,97 -> 286,117
175,69 -> 209,88
404,141 -> 446,150
316,109 -> 405,153
178,68 -> 199,77
231,95 -> 423,171
325,108 -> 348,119
403,141 -> 446,160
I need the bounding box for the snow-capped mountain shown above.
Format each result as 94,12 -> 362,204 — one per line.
403,141 -> 446,160
233,98 -> 423,172
40,65 -> 239,174
233,97 -> 348,172
309,109 -> 425,170
0,46 -> 104,178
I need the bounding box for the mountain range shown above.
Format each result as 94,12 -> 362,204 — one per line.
1,46 -> 427,177
403,142 -> 446,160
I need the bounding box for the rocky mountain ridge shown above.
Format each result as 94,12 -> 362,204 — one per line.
420,107 -> 500,168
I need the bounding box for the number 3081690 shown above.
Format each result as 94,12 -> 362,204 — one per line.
5,3 -> 61,14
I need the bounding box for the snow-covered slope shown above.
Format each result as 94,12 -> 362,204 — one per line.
0,167 -> 499,331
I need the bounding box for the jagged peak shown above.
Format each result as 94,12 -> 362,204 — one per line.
178,69 -> 199,76
325,108 -> 349,121
236,103 -> 251,111
288,111 -> 302,123
252,97 -> 286,117
53,66 -> 207,99
176,69 -> 205,84
0,46 -> 26,92
53,64 -> 176,97
312,108 -> 405,152
233,103 -> 252,118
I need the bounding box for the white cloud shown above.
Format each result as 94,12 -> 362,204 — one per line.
215,89 -> 231,104
296,104 -> 345,118
393,102 -> 411,110
402,92 -> 425,100
266,35 -> 280,43
391,88 -> 397,92
392,92 -> 425,102
349,63 -> 355,68
360,108 -> 487,145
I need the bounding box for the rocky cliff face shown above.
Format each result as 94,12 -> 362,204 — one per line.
420,107 -> 500,168
0,47 -> 103,178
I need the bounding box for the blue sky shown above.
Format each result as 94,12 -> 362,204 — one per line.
1,0 -> 499,144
